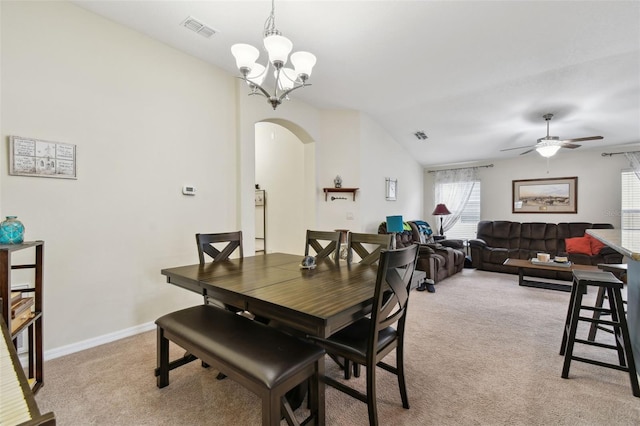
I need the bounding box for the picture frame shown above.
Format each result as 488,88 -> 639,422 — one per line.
512,176 -> 577,213
9,136 -> 77,179
255,189 -> 265,206
385,178 -> 397,201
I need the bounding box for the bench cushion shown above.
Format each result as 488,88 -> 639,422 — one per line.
156,305 -> 324,390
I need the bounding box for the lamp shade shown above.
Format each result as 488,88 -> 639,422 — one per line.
291,51 -> 316,79
276,67 -> 297,90
231,44 -> 260,70
386,215 -> 404,233
536,144 -> 561,158
263,34 -> 293,66
432,204 -> 451,216
247,63 -> 267,86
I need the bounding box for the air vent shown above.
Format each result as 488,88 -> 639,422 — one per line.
181,16 -> 218,38
414,131 -> 428,140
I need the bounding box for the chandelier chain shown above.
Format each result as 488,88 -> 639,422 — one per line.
263,0 -> 280,37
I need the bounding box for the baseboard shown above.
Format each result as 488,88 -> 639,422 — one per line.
44,321 -> 156,361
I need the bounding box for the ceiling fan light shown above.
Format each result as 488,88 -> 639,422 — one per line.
231,44 -> 260,72
536,144 -> 561,158
264,34 -> 293,67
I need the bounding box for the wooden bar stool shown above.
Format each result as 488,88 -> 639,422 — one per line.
587,264 -> 628,341
560,269 -> 639,397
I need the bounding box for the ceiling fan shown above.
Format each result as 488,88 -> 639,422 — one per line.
501,113 -> 603,157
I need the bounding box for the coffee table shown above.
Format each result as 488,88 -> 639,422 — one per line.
503,258 -> 600,292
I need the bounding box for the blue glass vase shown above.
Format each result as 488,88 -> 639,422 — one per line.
0,216 -> 25,244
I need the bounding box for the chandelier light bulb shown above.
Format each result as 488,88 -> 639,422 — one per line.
291,51 -> 316,80
263,34 -> 293,67
231,44 -> 260,74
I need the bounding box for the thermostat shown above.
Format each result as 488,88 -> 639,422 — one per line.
182,185 -> 196,195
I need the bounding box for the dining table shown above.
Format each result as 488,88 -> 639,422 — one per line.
160,252 -> 382,423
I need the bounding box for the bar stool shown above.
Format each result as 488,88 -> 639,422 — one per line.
587,264 -> 627,341
560,269 -> 639,397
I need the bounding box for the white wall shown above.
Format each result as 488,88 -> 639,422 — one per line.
236,86 -> 321,256
255,122 -> 309,255
360,114 -> 424,232
1,1 -> 236,350
316,110 -> 362,231
423,147 -> 637,232
1,1 -> 428,355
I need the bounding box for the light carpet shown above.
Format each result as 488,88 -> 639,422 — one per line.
35,269 -> 640,425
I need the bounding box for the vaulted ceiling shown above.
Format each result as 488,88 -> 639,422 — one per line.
72,0 -> 640,167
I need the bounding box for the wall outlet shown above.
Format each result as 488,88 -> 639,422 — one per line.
346,212 -> 354,220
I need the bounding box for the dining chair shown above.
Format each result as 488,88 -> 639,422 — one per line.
196,231 -> 244,308
348,232 -> 392,265
196,231 -> 243,264
305,230 -> 341,262
195,231 -> 244,380
307,244 -> 420,425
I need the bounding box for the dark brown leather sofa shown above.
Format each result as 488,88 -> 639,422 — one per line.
469,221 -> 623,280
378,221 -> 465,283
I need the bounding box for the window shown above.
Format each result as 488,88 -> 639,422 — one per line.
621,170 -> 640,230
439,181 -> 481,239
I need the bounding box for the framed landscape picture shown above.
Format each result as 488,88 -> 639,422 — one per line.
512,176 -> 577,213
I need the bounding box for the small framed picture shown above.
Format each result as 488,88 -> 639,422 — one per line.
255,190 -> 265,206
385,178 -> 397,201
9,136 -> 77,179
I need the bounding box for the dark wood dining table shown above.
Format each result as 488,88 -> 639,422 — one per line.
161,252 -> 381,424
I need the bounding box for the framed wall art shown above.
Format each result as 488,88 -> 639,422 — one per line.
385,178 -> 397,201
512,176 -> 577,213
9,136 -> 77,179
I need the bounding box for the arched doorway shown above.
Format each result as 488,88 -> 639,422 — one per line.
254,120 -> 315,255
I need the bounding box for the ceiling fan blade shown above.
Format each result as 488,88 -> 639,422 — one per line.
560,136 -> 603,143
500,145 -> 535,152
519,148 -> 535,155
561,143 -> 581,149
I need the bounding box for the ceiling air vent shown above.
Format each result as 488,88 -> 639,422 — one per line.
181,16 -> 218,38
414,131 -> 428,140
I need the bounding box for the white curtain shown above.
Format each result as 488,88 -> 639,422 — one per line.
624,151 -> 640,181
434,167 -> 478,233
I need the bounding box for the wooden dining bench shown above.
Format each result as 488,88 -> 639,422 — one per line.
155,304 -> 325,426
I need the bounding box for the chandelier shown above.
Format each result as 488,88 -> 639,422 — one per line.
230,0 -> 316,110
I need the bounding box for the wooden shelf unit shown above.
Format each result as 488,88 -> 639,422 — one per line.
323,187 -> 359,201
0,241 -> 45,393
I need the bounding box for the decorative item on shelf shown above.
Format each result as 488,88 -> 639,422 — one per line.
0,216 -> 25,244
230,0 -> 316,110
432,204 -> 451,237
334,175 -> 342,188
386,215 -> 403,250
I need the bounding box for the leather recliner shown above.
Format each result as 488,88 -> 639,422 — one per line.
378,221 -> 465,283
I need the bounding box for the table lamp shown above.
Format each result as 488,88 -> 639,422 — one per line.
386,215 -> 404,249
432,203 -> 451,237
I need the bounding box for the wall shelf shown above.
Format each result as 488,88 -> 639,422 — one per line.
323,187 -> 359,201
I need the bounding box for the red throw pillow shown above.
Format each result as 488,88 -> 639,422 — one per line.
565,236 -> 591,255
588,234 -> 606,255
